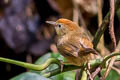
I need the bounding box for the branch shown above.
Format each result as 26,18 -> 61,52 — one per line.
0,52 -> 120,78
97,0 -> 105,56
97,0 -> 103,26
43,59 -> 101,77
72,0 -> 79,24
43,52 -> 120,77
92,12 -> 110,49
72,0 -> 92,41
109,0 -> 116,51
92,0 -> 120,49
43,65 -> 81,77
103,0 -> 116,79
0,57 -> 60,71
101,52 -> 120,68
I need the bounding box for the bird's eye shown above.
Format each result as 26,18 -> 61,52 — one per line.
58,24 -> 61,28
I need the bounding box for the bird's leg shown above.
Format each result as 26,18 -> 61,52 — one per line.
60,60 -> 64,72
60,61 -> 74,72
86,62 -> 93,80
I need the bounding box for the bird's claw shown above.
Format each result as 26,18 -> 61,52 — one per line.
60,60 -> 64,72
86,63 -> 93,80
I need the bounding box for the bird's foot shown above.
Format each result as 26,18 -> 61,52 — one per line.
60,60 -> 64,72
86,63 -> 93,80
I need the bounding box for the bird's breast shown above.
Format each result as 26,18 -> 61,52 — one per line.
57,35 -> 69,46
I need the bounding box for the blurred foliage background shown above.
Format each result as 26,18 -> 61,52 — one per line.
0,0 -> 120,80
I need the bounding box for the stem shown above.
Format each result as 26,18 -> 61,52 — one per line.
103,0 -> 116,79
93,13 -> 110,49
101,52 -> 120,67
81,70 -> 87,80
0,53 -> 119,78
93,0 -> 120,49
43,65 -> 80,77
0,57 -> 60,71
43,59 -> 101,77
43,53 -> 120,77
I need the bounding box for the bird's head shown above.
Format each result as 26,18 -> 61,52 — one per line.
46,18 -> 79,36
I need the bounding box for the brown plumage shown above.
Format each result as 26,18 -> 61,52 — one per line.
46,18 -> 97,66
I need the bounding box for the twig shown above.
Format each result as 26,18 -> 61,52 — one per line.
43,59 -> 102,77
72,1 -> 93,79
116,40 -> 120,52
43,65 -> 81,77
93,0 -> 120,49
78,9 -> 93,41
26,54 -> 32,71
97,0 -> 105,56
103,0 -> 116,79
72,0 -> 79,24
112,66 -> 120,75
0,52 -> 120,78
72,0 -> 86,28
92,13 -> 110,49
72,0 -> 92,41
78,9 -> 86,28
109,0 -> 116,51
97,0 -> 103,26
0,57 -> 60,71
101,52 -> 120,68
87,69 -> 93,80
43,52 -> 120,77
91,66 -> 101,79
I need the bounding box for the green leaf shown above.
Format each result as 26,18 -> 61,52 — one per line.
33,52 -> 75,80
35,53 -> 51,65
34,52 -> 65,65
32,52 -> 65,74
51,71 -> 75,80
11,52 -> 75,80
50,52 -> 65,61
32,53 -> 61,74
10,72 -> 51,80
101,69 -> 120,80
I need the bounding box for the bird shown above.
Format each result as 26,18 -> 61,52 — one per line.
46,18 -> 98,66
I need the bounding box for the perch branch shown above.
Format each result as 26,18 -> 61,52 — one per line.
0,57 -> 60,71
43,52 -> 120,77
0,52 -> 119,78
101,52 -> 120,68
43,59 -> 101,77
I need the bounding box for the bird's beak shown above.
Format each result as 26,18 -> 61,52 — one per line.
46,21 -> 56,26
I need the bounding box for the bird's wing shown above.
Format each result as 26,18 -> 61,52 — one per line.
58,41 -> 80,57
78,33 -> 99,55
67,33 -> 98,57
58,33 -> 98,58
